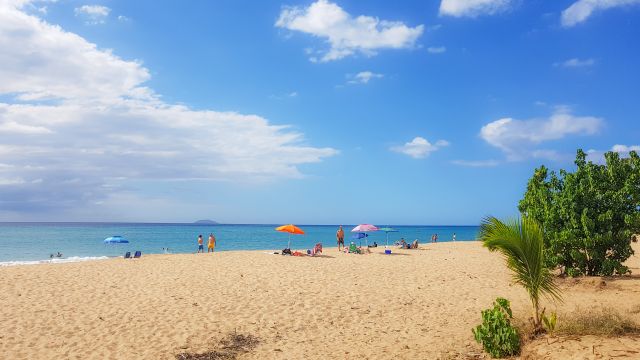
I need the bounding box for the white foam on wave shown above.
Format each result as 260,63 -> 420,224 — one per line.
0,256 -> 110,267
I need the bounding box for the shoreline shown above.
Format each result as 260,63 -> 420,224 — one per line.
0,239 -> 478,267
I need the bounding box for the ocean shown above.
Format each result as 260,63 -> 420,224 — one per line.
0,223 -> 479,265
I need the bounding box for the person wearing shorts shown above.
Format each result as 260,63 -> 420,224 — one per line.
337,225 -> 345,251
197,235 -> 204,253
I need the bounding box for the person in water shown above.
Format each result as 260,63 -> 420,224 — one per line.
197,235 -> 204,253
336,225 -> 345,251
207,233 -> 216,253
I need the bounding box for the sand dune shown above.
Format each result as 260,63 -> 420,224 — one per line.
1,241 -> 639,359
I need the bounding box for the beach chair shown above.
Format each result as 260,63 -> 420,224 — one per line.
124,252 -> 131,259
348,243 -> 359,254
133,251 -> 142,258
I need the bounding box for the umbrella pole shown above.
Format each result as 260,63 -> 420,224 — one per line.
288,234 -> 291,249
386,232 -> 389,248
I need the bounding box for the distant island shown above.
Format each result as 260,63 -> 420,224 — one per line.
193,220 -> 219,225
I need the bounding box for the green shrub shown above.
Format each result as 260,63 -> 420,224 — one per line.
518,149 -> 640,276
472,298 -> 520,358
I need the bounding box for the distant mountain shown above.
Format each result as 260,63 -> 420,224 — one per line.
193,220 -> 219,225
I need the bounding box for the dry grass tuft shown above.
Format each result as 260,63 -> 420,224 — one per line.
175,332 -> 259,360
557,307 -> 640,337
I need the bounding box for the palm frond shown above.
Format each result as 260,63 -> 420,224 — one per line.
480,215 -> 562,306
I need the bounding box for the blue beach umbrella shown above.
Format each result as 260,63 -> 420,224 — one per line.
103,235 -> 129,244
351,232 -> 368,246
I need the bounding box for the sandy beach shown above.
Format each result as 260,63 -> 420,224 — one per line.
1,241 -> 639,359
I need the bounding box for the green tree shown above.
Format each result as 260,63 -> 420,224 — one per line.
519,149 -> 640,276
479,216 -> 562,333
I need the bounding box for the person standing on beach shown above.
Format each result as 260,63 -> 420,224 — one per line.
452,233 -> 456,242
207,233 -> 216,253
337,225 -> 345,251
197,235 -> 204,253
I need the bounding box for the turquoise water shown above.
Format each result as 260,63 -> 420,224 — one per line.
0,223 -> 479,264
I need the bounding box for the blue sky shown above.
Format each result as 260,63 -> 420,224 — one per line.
0,0 -> 639,224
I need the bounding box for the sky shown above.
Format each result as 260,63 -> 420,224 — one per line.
0,0 -> 639,225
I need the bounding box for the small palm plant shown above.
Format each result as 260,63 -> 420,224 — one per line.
479,215 -> 562,333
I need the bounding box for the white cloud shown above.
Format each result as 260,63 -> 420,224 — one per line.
554,58 -> 595,68
1,4 -> 150,102
391,137 -> 449,159
451,159 -> 499,167
587,144 -> 640,162
0,120 -> 53,134
427,46 -> 446,54
74,4 -> 110,25
117,15 -> 130,22
0,1 -> 338,214
561,0 -> 640,27
480,107 -> 603,161
275,0 -> 424,62
347,71 -> 383,84
439,0 -> 512,17
611,144 -> 640,153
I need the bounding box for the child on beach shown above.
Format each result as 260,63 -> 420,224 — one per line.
197,235 -> 204,253
207,233 -> 216,253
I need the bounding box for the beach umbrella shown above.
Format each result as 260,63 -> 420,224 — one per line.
275,224 -> 304,249
351,224 -> 378,247
378,227 -> 398,247
103,235 -> 129,244
351,224 -> 379,233
351,232 -> 369,247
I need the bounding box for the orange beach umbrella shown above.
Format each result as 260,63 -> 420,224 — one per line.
275,224 -> 304,249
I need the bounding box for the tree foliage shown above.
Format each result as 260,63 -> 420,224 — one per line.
479,216 -> 561,332
519,149 -> 640,276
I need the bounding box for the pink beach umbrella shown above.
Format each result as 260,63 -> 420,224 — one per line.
351,224 -> 379,247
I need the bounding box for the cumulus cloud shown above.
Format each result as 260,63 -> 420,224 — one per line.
480,107 -> 603,161
611,144 -> 640,153
554,58 -> 595,68
74,4 -> 110,25
0,1 -> 338,215
347,71 -> 383,84
561,0 -> 640,27
587,144 -> 640,162
439,0 -> 512,17
275,0 -> 424,62
391,137 -> 449,159
427,46 -> 446,54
